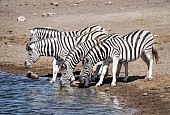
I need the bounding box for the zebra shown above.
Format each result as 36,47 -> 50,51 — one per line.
60,34 -> 121,86
79,29 -> 159,87
25,30 -> 108,83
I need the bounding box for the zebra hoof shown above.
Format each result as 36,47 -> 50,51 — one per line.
49,80 -> 55,84
96,82 -> 101,87
148,78 -> 153,81
84,81 -> 89,87
91,78 -> 96,82
84,84 -> 89,88
111,83 -> 116,87
145,76 -> 153,81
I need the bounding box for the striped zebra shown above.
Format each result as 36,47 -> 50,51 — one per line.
25,29 -> 107,83
79,29 -> 159,87
60,34 -> 120,86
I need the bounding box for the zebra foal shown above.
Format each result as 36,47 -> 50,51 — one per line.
80,29 -> 159,87
25,25 -> 107,83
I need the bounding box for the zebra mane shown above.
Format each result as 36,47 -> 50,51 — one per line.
31,27 -> 60,32
122,29 -> 146,37
82,39 -> 102,65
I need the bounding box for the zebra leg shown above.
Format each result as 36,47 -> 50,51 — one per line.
111,56 -> 119,86
49,58 -> 62,83
148,58 -> 153,80
92,62 -> 103,81
84,75 -> 90,87
141,52 -> 153,80
96,60 -> 109,86
98,62 -> 104,75
123,62 -> 129,82
116,62 -> 122,79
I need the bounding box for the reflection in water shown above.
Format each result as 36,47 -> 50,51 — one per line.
0,71 -> 136,114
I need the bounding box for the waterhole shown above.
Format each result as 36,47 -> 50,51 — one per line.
0,71 -> 136,114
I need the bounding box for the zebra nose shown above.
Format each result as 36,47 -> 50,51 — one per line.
24,61 -> 31,68
79,76 -> 85,84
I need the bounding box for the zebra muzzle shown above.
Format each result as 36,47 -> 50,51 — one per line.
79,76 -> 85,84
24,61 -> 32,68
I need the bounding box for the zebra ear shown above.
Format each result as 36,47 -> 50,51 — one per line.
29,29 -> 35,34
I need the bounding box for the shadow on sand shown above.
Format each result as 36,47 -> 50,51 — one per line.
40,70 -> 146,87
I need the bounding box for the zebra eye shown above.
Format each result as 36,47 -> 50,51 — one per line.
26,44 -> 32,51
63,72 -> 67,76
84,58 -> 89,64
28,51 -> 33,55
61,64 -> 67,70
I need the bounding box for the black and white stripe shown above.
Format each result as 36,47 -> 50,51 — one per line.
60,34 -> 120,86
80,29 -> 159,87
25,27 -> 107,83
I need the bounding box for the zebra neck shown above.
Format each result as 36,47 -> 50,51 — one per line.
65,50 -> 84,70
37,38 -> 58,57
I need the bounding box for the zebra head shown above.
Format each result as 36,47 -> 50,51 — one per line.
60,63 -> 74,87
24,43 -> 40,68
79,58 -> 93,87
29,29 -> 40,42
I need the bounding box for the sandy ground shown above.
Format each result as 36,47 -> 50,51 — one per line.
0,0 -> 170,114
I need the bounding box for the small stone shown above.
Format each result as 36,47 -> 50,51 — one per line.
165,86 -> 170,89
154,35 -> 159,37
42,12 -> 56,17
105,87 -> 110,92
74,3 -> 79,6
17,16 -> 26,22
27,71 -> 39,80
33,13 -> 37,16
142,93 -> 148,96
50,2 -> 59,6
120,7 -> 124,10
8,30 -> 13,34
105,1 -> 112,5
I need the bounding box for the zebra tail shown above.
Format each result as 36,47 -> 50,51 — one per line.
152,47 -> 159,64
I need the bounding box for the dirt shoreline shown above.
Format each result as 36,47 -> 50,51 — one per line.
0,0 -> 170,114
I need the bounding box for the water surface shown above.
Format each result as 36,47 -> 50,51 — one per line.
0,71 -> 136,114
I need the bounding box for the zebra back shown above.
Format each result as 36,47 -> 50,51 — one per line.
83,29 -> 154,65
63,33 -> 120,71
29,25 -> 107,42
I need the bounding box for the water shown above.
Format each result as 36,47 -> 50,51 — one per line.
0,71 -> 136,115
